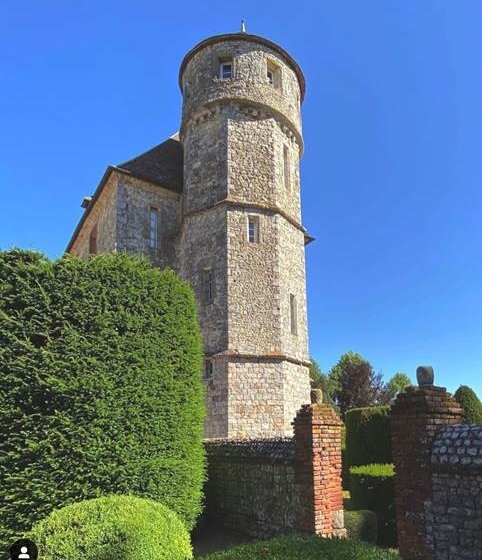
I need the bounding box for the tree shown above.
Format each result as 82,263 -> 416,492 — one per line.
385,372 -> 412,402
454,385 -> 482,424
0,250 -> 205,549
309,357 -> 337,410
330,352 -> 388,414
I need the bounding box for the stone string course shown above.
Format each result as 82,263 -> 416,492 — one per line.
205,401 -> 345,538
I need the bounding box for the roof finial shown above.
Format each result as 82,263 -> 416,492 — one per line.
241,20 -> 247,33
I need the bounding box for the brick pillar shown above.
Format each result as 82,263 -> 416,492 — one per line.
293,389 -> 345,537
390,366 -> 463,560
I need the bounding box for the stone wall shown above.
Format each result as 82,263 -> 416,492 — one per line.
391,370 -> 482,560
204,396 -> 345,538
426,424 -> 482,560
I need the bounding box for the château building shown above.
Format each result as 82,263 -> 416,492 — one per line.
67,29 -> 313,439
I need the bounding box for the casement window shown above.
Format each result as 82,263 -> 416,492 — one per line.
202,268 -> 214,303
149,207 -> 158,249
219,57 -> 233,79
89,223 -> 98,255
283,145 -> 290,190
247,216 -> 260,244
204,359 -> 214,380
290,293 -> 298,335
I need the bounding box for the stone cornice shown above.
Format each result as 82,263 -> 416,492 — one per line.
206,350 -> 311,368
181,197 -> 308,236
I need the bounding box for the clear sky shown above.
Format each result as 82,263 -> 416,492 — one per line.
1,1 -> 481,397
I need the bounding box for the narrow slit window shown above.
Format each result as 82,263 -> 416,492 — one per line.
89,223 -> 98,255
204,359 -> 214,380
149,207 -> 159,249
247,216 -> 260,243
283,145 -> 290,190
219,58 -> 233,79
203,268 -> 214,303
267,69 -> 274,84
290,293 -> 298,335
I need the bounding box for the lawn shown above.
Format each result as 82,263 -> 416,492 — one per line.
199,534 -> 399,560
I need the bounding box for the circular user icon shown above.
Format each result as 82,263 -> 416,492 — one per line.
9,539 -> 38,560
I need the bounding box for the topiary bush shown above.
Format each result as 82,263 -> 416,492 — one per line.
344,510 -> 378,544
30,495 -> 192,560
344,407 -> 392,478
454,385 -> 482,424
349,464 -> 396,547
0,250 -> 205,549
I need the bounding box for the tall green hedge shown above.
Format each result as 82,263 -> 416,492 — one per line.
349,464 -> 396,547
345,406 -> 392,470
0,250 -> 205,549
454,385 -> 482,424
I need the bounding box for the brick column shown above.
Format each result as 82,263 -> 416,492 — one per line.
390,366 -> 463,560
293,389 -> 345,537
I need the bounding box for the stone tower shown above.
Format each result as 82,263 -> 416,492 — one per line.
178,32 -> 311,438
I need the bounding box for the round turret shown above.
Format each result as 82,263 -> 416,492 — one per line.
179,33 -> 304,146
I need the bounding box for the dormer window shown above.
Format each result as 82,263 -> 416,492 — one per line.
219,57 -> 233,79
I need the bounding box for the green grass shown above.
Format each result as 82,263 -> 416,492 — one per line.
198,534 -> 399,560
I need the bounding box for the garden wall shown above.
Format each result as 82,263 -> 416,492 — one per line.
204,393 -> 345,538
391,368 -> 482,560
426,424 -> 482,560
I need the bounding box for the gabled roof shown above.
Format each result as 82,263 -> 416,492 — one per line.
117,134 -> 183,194
66,134 -> 183,253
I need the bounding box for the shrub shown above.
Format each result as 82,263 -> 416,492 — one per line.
349,464 -> 396,547
30,495 -> 192,560
345,406 -> 392,471
344,510 -> 378,544
0,250 -> 205,549
200,534 -> 399,560
454,385 -> 482,424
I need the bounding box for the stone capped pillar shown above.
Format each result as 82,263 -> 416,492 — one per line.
390,366 -> 463,560
293,389 -> 345,537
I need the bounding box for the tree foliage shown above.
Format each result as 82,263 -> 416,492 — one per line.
330,353 -> 388,415
309,357 -> 337,409
454,385 -> 482,424
384,372 -> 412,402
0,250 -> 205,549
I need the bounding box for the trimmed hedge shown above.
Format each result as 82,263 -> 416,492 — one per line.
200,534 -> 399,560
0,250 -> 205,549
454,385 -> 482,424
345,406 -> 392,471
349,464 -> 396,547
31,495 -> 192,560
344,510 -> 378,544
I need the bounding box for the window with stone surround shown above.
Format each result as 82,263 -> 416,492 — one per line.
290,293 -> 298,335
267,60 -> 281,89
283,145 -> 290,190
247,215 -> 260,243
149,207 -> 159,249
204,359 -> 214,380
202,268 -> 214,303
89,223 -> 98,255
219,57 -> 233,79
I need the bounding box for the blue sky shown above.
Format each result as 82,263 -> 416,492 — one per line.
1,1 -> 481,397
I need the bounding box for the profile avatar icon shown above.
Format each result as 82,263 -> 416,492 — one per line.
9,539 -> 38,560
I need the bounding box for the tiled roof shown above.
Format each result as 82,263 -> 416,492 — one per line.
117,134 -> 183,193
